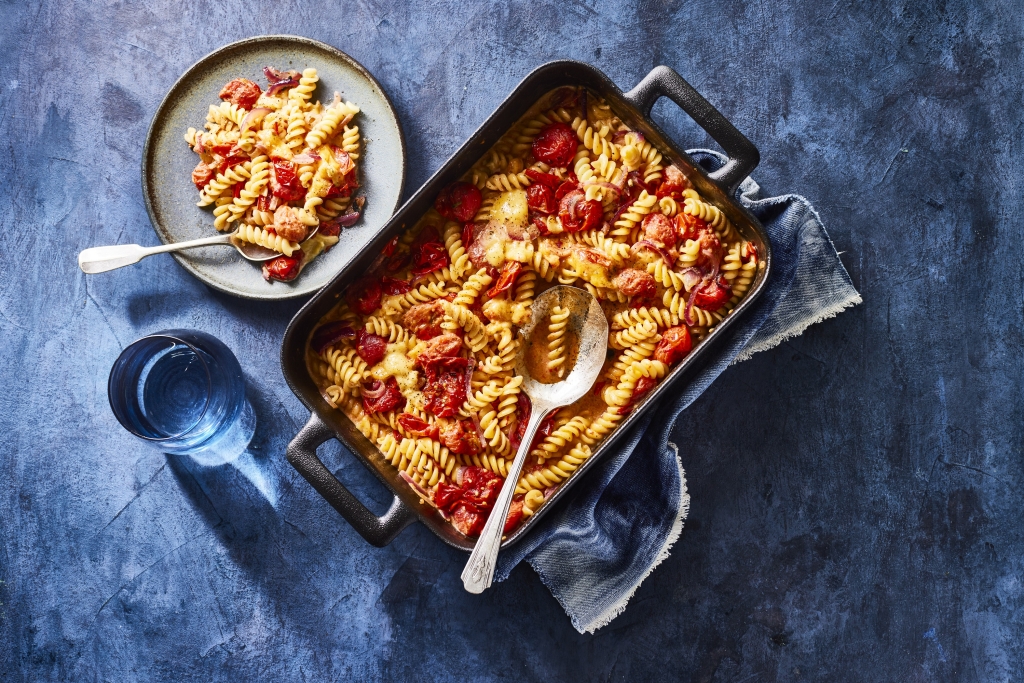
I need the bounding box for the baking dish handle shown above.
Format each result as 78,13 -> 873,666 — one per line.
623,65 -> 759,196
286,412 -> 416,547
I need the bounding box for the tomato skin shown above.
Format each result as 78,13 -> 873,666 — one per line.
435,182 -> 482,222
559,190 -> 603,233
526,183 -> 556,214
262,252 -> 303,282
676,213 -> 709,242
421,357 -> 473,417
693,277 -> 731,310
653,326 -> 692,366
503,498 -> 525,534
461,223 -> 474,250
356,330 -> 388,365
361,377 -> 405,414
348,277 -> 383,316
554,179 -> 578,203
409,225 -> 450,277
524,168 -> 563,190
380,276 -> 411,296
192,162 -> 215,190
656,181 -> 686,200
434,466 -> 504,537
532,122 -> 577,167
398,414 -> 439,440
270,160 -> 305,201
219,78 -> 262,109
438,419 -> 483,455
487,261 -> 522,299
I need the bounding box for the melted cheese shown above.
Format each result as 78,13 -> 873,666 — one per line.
371,341 -> 419,393
492,190 -> 529,229
568,250 -> 614,288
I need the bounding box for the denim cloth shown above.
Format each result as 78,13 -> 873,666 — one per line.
494,150 -> 862,634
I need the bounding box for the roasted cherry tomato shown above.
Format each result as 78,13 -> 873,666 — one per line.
676,212 -> 709,242
653,326 -> 693,366
692,277 -> 731,310
559,190 -> 603,233
531,122 -> 577,167
435,182 -> 482,222
554,179 -> 578,203
461,223 -> 474,250
380,276 -> 412,296
218,78 -> 262,109
361,377 -> 405,414
270,160 -> 305,202
347,277 -> 383,316
262,252 -> 302,282
503,498 -> 525,534
398,414 -> 439,440
192,162 -> 215,190
438,419 -> 483,455
655,181 -> 686,200
487,261 -> 522,298
526,183 -> 556,215
356,330 -> 389,365
421,356 -> 473,418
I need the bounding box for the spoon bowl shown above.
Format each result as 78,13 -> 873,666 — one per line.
461,285 -> 609,593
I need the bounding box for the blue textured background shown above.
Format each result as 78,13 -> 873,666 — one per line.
3,1 -> 1022,681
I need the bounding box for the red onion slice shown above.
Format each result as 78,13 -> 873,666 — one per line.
361,379 -> 386,400
630,240 -> 671,263
263,66 -> 301,84
291,152 -> 321,165
681,268 -> 702,292
683,289 -> 697,326
335,210 -> 361,227
311,322 -> 356,354
266,78 -> 300,97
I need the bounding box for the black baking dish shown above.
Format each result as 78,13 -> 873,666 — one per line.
281,61 -> 771,550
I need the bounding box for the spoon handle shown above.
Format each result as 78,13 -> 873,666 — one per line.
78,234 -> 233,273
461,404 -> 550,594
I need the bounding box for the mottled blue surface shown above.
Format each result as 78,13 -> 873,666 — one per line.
2,1 -> 1022,681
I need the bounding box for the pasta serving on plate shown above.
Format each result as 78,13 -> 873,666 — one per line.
185,66 -> 364,282
308,87 -> 761,537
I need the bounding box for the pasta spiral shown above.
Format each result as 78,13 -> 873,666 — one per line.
571,117 -> 618,160
197,162 -> 251,207
610,320 -> 659,350
289,68 -> 318,103
452,269 -> 493,307
546,305 -> 570,377
231,223 -> 299,256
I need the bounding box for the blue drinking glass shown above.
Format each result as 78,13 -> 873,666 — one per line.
108,329 -> 255,465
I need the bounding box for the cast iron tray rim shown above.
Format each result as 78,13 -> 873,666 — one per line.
282,59 -> 771,551
141,34 -> 407,301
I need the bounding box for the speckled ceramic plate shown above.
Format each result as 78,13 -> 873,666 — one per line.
142,35 -> 405,300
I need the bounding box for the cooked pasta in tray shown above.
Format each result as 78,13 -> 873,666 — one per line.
306,86 -> 761,538
185,66 -> 364,283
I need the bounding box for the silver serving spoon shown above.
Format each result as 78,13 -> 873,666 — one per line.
461,285 -> 608,594
76,224 -> 319,274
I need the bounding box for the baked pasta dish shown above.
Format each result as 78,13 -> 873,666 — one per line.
185,66 -> 363,282
308,87 -> 760,537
